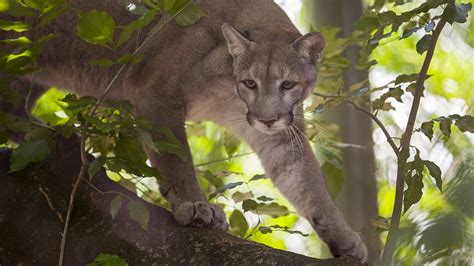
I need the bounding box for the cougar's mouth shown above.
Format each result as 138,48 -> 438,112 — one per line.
246,112 -> 293,135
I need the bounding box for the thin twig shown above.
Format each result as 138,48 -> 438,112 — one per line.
347,101 -> 399,156
193,152 -> 254,167
312,92 -> 339,99
59,136 -> 87,265
381,19 -> 446,265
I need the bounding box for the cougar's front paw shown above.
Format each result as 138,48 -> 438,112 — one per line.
327,231 -> 368,262
173,201 -> 228,231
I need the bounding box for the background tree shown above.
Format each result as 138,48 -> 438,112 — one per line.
1,0 -> 473,265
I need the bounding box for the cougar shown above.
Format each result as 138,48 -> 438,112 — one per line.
1,0 -> 367,261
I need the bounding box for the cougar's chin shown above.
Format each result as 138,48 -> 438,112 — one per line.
252,122 -> 289,135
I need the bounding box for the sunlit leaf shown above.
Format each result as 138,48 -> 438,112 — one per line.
87,253 -> 128,266
0,19 -> 29,32
77,10 -> 116,46
251,203 -> 290,218
231,191 -> 253,203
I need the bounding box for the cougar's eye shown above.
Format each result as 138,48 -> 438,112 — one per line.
243,79 -> 257,90
281,80 -> 297,90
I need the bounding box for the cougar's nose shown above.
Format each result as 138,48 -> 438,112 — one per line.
258,118 -> 278,127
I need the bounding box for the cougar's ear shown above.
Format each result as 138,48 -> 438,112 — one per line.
292,31 -> 326,65
221,23 -> 252,58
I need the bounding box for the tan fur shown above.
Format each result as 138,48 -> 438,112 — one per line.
2,0 -> 367,261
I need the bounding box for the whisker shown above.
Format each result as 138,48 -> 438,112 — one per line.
293,124 -> 310,143
290,126 -> 304,162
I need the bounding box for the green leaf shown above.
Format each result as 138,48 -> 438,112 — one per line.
420,121 -> 434,141
258,226 -> 272,234
270,225 -> 309,237
394,73 -> 420,85
77,10 -> 116,46
39,2 -> 69,28
88,156 -> 106,178
353,15 -> 380,32
0,36 -> 32,45
172,1 -> 206,26
443,3 -> 472,24
372,87 -> 404,111
229,210 -> 248,237
439,118 -> 452,138
416,34 -> 432,54
10,140 -> 50,172
249,174 -> 266,182
251,203 -> 289,218
110,195 -> 122,219
257,196 -> 274,202
87,253 -> 128,266
115,134 -> 147,165
116,10 -> 156,48
401,25 -> 422,39
453,3 -> 472,23
231,191 -> 253,203
209,181 -> 244,200
453,115 -> 474,133
127,199 -> 149,231
242,199 -> 258,212
403,153 -> 425,213
424,160 -> 442,192
403,171 -> 424,213
0,19 -> 29,32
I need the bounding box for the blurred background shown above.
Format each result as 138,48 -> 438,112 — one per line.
28,0 -> 473,264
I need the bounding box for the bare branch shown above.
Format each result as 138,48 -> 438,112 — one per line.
347,101 -> 399,156
381,19 -> 447,265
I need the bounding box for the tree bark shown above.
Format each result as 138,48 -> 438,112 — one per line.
303,0 -> 381,263
0,136 -> 362,265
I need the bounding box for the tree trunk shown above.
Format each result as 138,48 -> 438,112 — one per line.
303,0 -> 381,263
0,136 -> 363,265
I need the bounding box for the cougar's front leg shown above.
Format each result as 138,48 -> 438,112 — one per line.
245,123 -> 367,261
137,105 -> 227,231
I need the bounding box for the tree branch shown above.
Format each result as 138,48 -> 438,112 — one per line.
381,19 -> 447,265
0,137 -> 363,265
347,101 -> 399,156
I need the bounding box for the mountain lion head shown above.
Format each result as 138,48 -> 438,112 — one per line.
222,23 -> 325,135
